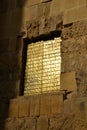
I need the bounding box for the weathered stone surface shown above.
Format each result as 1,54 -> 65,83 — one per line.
63,6 -> 87,25
1,1 -> 87,130
27,20 -> 39,39
5,118 -> 18,130
50,0 -> 87,18
60,72 -> 77,91
27,17 -> 50,38
26,5 -> 38,20
27,14 -> 62,38
18,117 -> 36,130
64,97 -> 76,114
51,94 -> 63,115
75,118 -> 87,130
37,117 -> 48,130
40,94 -> 51,115
9,99 -> 18,117
39,17 -> 50,35
74,98 -> 87,120
18,97 -> 30,117
61,22 -> 87,95
61,113 -> 75,130
62,21 -> 87,40
50,0 -> 63,16
50,14 -> 63,31
62,0 -> 87,10
38,2 -> 51,18
73,99 -> 87,130
27,118 -> 36,130
49,115 -> 66,130
30,95 -> 40,117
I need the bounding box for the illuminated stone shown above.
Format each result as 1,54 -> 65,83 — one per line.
24,37 -> 62,95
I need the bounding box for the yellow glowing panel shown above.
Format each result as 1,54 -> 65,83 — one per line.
24,38 -> 62,95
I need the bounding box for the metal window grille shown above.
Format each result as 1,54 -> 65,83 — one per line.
24,37 -> 62,95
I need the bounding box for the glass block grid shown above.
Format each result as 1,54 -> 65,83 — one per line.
24,38 -> 61,95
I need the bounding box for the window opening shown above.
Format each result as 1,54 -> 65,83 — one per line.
24,37 -> 62,95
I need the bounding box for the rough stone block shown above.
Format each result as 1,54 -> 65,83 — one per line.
51,94 -> 63,115
40,94 -> 51,115
5,118 -> 18,130
27,20 -> 39,38
9,99 -> 18,117
50,115 -> 66,130
63,6 -> 87,25
62,0 -> 86,10
50,0 -> 63,16
74,98 -> 87,119
19,97 -> 30,117
75,125 -> 87,130
37,117 -> 48,130
18,117 -> 36,130
64,97 -> 76,114
60,72 -> 77,91
50,15 -> 63,32
39,17 -> 50,35
23,5 -> 38,21
50,0 -> 87,17
30,95 -> 40,117
38,2 -> 51,18
28,118 -> 36,130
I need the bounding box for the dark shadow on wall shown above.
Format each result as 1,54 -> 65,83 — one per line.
0,0 -> 26,129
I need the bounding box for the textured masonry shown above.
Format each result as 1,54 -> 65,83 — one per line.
1,0 -> 87,130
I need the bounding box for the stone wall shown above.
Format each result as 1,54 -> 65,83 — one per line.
61,20 -> 87,96
0,0 -> 87,98
1,93 -> 87,130
0,93 -> 64,130
0,0 -> 87,130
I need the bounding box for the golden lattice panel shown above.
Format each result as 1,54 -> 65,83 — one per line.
24,38 -> 62,95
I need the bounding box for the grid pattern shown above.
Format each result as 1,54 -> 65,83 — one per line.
24,38 -> 61,95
